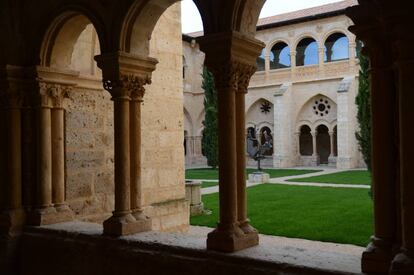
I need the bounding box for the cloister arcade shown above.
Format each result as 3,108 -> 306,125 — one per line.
257,30 -> 351,71
1,0 -> 414,274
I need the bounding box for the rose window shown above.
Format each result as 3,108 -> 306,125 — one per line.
313,98 -> 331,117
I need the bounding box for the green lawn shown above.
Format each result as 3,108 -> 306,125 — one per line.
191,184 -> 373,246
202,181 -> 219,188
287,170 -> 371,185
186,168 -> 321,180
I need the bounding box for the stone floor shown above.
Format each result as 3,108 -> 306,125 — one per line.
22,221 -> 363,275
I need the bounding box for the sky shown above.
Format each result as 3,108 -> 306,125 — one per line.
181,0 -> 344,34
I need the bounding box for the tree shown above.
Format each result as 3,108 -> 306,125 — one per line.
201,66 -> 219,168
355,41 -> 371,172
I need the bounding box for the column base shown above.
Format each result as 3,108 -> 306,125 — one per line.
390,249 -> 414,275
0,208 -> 25,236
132,210 -> 152,232
103,212 -> 150,236
207,223 -> 259,252
27,206 -> 72,226
361,236 -> 394,274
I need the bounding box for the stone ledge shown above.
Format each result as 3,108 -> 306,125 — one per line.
13,222 -> 363,275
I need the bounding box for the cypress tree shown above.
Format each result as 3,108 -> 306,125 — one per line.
201,66 -> 219,168
355,41 -> 371,172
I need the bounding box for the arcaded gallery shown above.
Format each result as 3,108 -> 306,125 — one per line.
0,0 -> 413,274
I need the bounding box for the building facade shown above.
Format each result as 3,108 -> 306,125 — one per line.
183,0 -> 365,169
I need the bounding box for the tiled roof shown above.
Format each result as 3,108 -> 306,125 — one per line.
257,0 -> 358,27
184,0 -> 358,38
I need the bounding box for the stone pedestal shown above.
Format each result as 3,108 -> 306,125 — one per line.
248,172 -> 270,184
185,180 -> 205,216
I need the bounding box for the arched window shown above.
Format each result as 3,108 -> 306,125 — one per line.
316,125 -> 330,164
260,127 -> 273,156
299,125 -> 313,156
296,38 -> 318,66
256,49 -> 266,71
270,42 -> 291,69
324,33 -> 349,62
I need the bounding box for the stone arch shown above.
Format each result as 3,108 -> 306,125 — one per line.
324,32 -> 349,62
193,0 -> 265,36
40,12 -> 103,70
299,125 -> 313,156
316,124 -> 330,164
269,41 -> 291,69
184,107 -> 193,135
295,36 -> 319,66
293,33 -> 320,49
246,98 -> 274,130
297,94 -> 337,130
120,0 -> 180,56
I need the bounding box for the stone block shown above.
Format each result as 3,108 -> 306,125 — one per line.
248,172 -> 270,183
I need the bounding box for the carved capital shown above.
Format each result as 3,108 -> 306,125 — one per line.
121,73 -> 151,102
38,82 -> 72,108
208,61 -> 256,93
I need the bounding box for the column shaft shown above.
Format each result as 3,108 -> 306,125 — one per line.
397,60 -> 414,250
312,131 -> 317,157
130,98 -> 142,214
6,107 -> 22,209
51,108 -> 65,207
236,92 -> 247,225
113,97 -> 131,214
217,85 -> 238,227
329,131 -> 334,157
37,106 -> 53,209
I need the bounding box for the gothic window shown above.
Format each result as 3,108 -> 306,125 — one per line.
256,49 -> 266,71
270,42 -> 291,69
313,98 -> 331,117
260,101 -> 272,114
324,33 -> 349,62
296,37 -> 318,66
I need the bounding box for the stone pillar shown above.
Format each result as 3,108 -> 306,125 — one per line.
236,63 -> 257,236
311,130 -> 317,157
129,76 -> 151,230
354,34 -> 399,273
50,86 -> 73,219
95,52 -> 157,236
28,81 -> 74,225
0,69 -> 25,235
391,37 -> 414,274
198,32 -> 264,252
329,131 -> 334,158
290,51 -> 297,69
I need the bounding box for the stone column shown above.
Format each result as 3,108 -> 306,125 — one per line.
102,78 -> 137,236
27,81 -> 74,226
29,82 -> 56,224
311,130 -> 317,157
236,63 -> 257,236
0,71 -> 25,235
329,131 -> 334,158
49,85 -> 73,220
294,131 -> 300,159
95,52 -> 157,236
198,32 -> 264,252
391,37 -> 414,274
129,76 -> 151,231
356,35 -> 398,273
290,51 -> 297,69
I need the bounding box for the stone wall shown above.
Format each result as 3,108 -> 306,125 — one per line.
62,3 -> 188,231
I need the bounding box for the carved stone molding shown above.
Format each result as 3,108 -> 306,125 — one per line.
121,73 -> 151,102
208,61 -> 256,93
38,81 -> 72,108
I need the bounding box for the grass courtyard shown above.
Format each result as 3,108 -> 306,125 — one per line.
186,168 -> 321,181
287,170 -> 371,185
191,184 -> 373,247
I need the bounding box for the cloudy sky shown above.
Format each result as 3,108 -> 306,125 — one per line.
181,0 -> 344,33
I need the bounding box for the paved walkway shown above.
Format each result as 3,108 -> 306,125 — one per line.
190,167 -> 370,195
